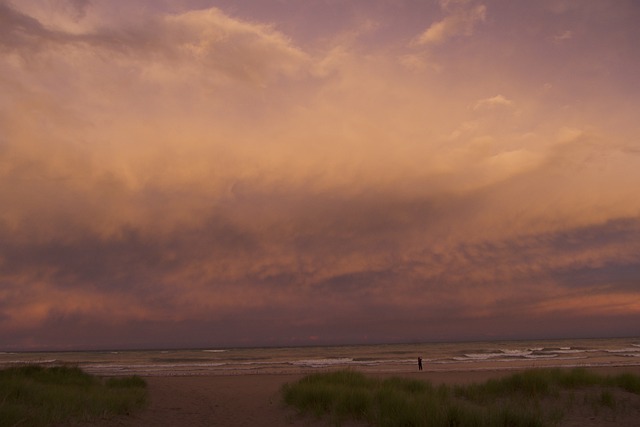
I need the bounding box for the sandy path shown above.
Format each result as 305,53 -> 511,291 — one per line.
71,373 -> 332,426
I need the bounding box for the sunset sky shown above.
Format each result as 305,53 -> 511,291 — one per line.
1,0 -> 639,350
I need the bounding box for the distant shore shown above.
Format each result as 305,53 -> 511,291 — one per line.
70,365 -> 640,427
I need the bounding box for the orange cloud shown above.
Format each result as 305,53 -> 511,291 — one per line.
416,1 -> 486,45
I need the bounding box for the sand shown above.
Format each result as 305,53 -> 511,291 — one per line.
69,366 -> 640,427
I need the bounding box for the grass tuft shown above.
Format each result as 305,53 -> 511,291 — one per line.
282,368 -> 640,427
0,365 -> 148,427
610,372 -> 640,393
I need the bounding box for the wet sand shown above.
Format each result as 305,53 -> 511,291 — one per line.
71,366 -> 640,427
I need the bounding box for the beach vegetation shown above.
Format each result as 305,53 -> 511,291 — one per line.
0,365 -> 148,427
282,368 -> 640,426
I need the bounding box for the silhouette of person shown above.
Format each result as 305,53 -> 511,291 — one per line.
418,357 -> 423,371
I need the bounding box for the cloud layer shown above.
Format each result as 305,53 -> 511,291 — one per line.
1,0 -> 639,349
416,0 -> 486,45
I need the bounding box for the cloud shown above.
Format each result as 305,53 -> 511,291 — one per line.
0,2 -> 60,50
416,1 -> 486,45
3,186 -> 638,347
473,94 -> 514,110
553,29 -> 573,42
1,3 -> 309,87
160,8 -> 310,84
65,0 -> 91,20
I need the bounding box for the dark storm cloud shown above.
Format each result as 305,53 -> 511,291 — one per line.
2,181 -> 638,305
0,2 -> 58,50
0,1 -> 151,53
66,0 -> 91,21
0,1 -> 307,89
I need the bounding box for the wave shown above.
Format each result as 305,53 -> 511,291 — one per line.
456,348 -> 543,360
451,346 -> 598,363
5,338 -> 640,376
290,358 -> 354,368
605,348 -> 640,354
545,348 -> 587,354
289,357 -> 418,368
464,350 -> 532,359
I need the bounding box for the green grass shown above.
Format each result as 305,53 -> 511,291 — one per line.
0,365 -> 148,427
282,368 -> 640,427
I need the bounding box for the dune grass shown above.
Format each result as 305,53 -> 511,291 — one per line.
282,368 -> 640,427
0,365 -> 148,427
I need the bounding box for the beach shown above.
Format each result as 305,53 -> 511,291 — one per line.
69,366 -> 640,427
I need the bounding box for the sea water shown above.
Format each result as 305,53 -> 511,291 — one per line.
1,337 -> 639,376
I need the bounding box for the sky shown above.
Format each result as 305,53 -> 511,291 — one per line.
1,0 -> 639,351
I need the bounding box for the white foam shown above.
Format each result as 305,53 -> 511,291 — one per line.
460,350 -> 533,360
451,355 -> 584,364
500,349 -> 533,357
547,349 -> 585,354
291,358 -> 354,368
605,348 -> 640,353
462,353 -> 501,360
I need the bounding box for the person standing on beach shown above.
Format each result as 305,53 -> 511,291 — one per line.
418,357 -> 423,371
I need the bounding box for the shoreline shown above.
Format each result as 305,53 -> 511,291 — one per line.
71,365 -> 640,427
5,337 -> 639,378
72,350 -> 640,377
84,358 -> 640,377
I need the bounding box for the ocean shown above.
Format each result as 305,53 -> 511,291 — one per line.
1,337 -> 639,377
